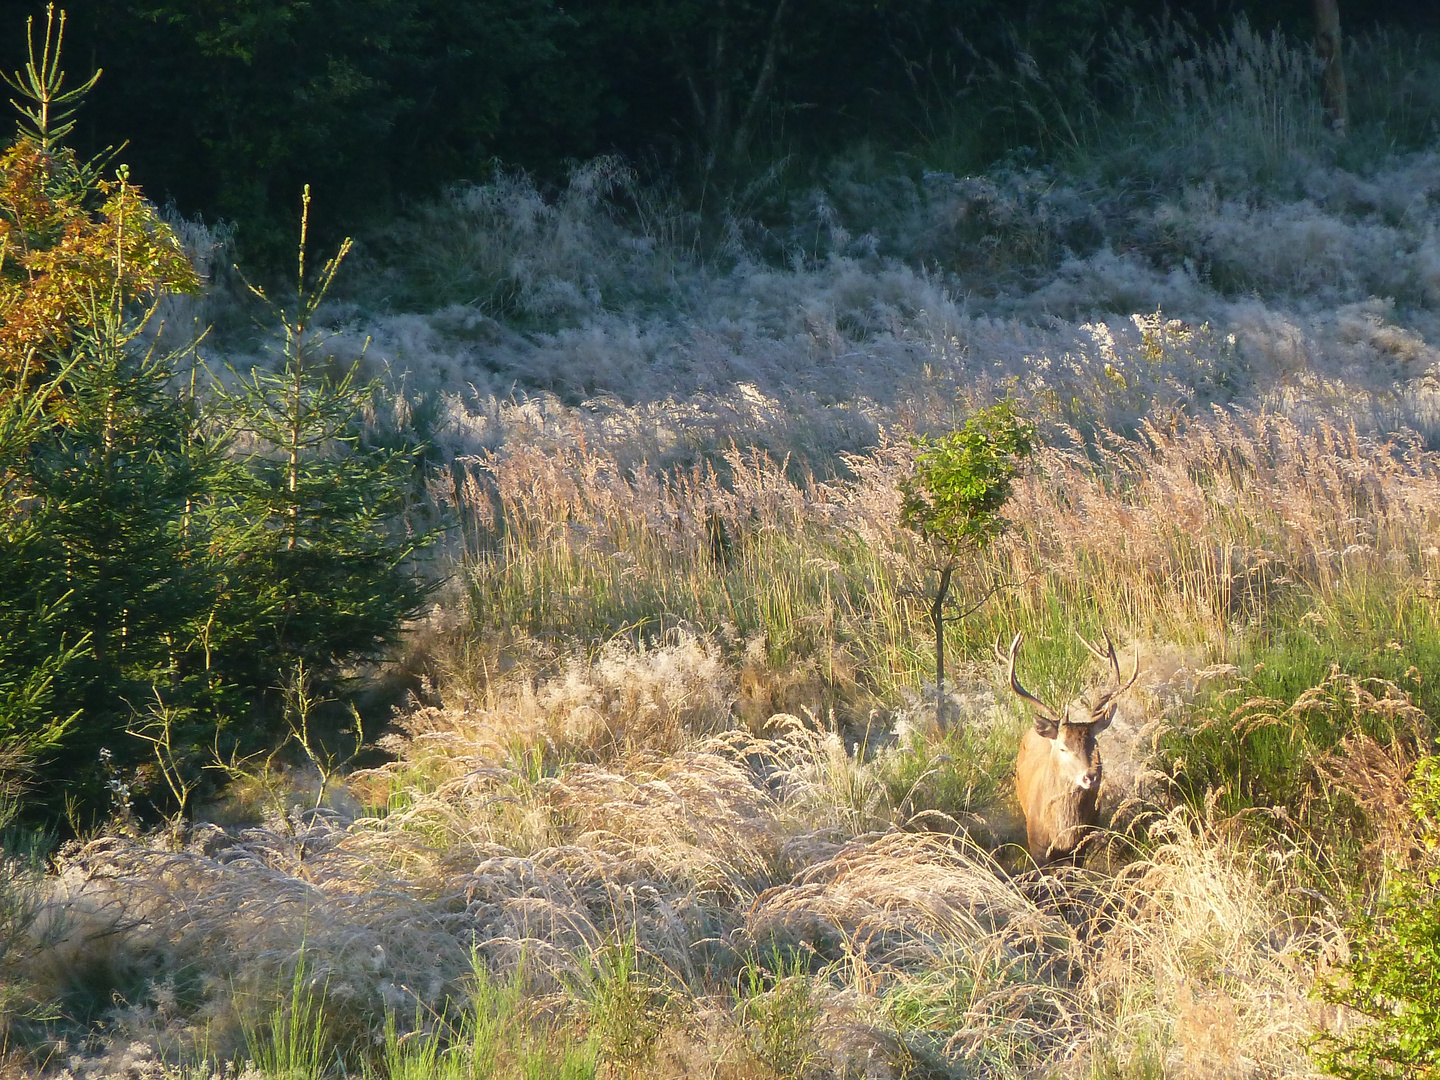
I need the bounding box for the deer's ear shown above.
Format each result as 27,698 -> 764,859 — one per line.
1032,713 -> 1060,739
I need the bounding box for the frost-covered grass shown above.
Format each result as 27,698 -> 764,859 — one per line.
272,136 -> 1440,473
9,16 -> 1440,1080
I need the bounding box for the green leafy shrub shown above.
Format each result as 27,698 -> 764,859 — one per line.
1315,757 -> 1440,1079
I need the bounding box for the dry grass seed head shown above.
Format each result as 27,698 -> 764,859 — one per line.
1081,806 -> 1345,1079
749,831 -> 1078,977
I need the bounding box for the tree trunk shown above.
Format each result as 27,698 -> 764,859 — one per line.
730,0 -> 790,163
665,0 -> 791,182
1314,0 -> 1347,136
931,564 -> 954,724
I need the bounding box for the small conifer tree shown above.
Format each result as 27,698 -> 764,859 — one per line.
207,187 -> 436,719
0,8 -> 206,808
0,8 -> 436,820
0,356 -> 83,770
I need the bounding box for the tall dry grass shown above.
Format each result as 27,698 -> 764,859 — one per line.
15,740 -> 1346,1078
17,17 -> 1440,1071
450,403 -> 1440,721
5,392 -> 1427,1077
1087,14 -> 1329,180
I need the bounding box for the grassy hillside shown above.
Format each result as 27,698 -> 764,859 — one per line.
5,16 -> 1440,1080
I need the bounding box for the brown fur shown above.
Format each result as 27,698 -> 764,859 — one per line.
1015,714 -> 1107,862
998,631 -> 1138,864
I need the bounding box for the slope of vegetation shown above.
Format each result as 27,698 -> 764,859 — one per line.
5,7 -> 1440,1080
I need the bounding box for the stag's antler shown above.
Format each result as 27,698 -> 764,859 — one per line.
1077,629 -> 1140,706
995,631 -> 1060,722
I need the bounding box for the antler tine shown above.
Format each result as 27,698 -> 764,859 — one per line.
1121,642 -> 1142,694
1001,630 -> 1060,721
1077,628 -> 1121,683
992,633 -> 1012,668
1087,630 -> 1141,706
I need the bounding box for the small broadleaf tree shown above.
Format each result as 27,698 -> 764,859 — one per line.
899,402 -> 1034,715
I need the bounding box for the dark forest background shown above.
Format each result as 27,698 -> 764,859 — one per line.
2,0 -> 1434,268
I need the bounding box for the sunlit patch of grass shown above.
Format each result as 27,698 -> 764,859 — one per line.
567,936 -> 674,1079
462,442 -> 921,719
368,958 -> 596,1080
1157,575 -> 1439,878
877,722 -> 1019,829
733,948 -> 822,1079
458,407 -> 1440,755
239,956 -> 335,1080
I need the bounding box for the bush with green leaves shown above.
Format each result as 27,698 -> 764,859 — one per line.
899,402 -> 1034,709
1316,756 -> 1440,1080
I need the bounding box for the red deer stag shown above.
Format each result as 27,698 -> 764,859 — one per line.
996,630 -> 1139,864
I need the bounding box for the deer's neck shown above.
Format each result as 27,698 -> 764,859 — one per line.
1046,768 -> 1101,838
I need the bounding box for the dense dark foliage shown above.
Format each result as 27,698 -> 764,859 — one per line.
0,31 -> 436,824
0,0 -> 1434,266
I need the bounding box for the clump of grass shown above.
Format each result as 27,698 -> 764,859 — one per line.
1080,806 -> 1345,1078
876,720 -> 1018,830
568,937 -> 671,1079
460,438 -> 916,718
734,949 -> 821,1079
1164,661 -> 1434,882
368,957 -> 596,1080
240,956 -> 334,1080
1094,14 -> 1330,184
399,631 -> 737,768
1000,14 -> 1352,190
0,807 -> 53,1052
1342,28 -> 1440,156
362,157 -> 692,325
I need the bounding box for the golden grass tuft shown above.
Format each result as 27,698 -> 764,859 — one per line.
1080,806 -> 1346,1079
5,695 -> 1354,1078
451,405 -> 1440,729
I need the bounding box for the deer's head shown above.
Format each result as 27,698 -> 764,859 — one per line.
997,630 -> 1139,792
